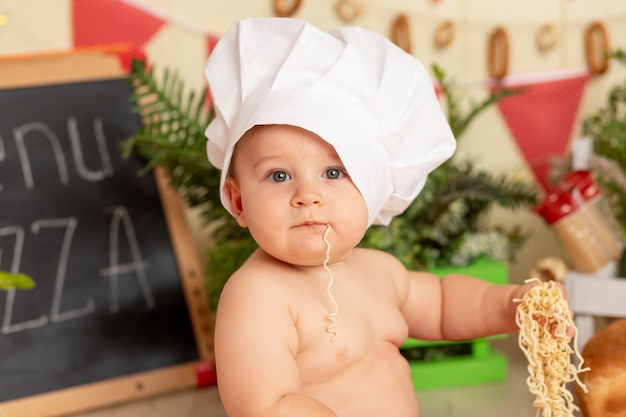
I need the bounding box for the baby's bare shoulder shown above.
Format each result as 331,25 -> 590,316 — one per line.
215,252 -> 301,341
222,252 -> 291,296
350,247 -> 408,277
351,246 -> 404,265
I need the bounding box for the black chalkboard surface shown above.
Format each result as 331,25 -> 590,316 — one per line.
0,52 -> 213,417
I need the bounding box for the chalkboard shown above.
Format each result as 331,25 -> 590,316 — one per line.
0,52 -> 213,417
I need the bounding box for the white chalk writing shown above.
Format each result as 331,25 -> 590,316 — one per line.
99,206 -> 155,314
0,209 -> 155,335
6,117 -> 114,191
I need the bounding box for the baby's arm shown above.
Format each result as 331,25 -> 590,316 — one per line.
214,266 -> 337,417
401,270 -> 538,341
438,274 -> 530,339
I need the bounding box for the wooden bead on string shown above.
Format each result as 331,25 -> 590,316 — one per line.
536,23 -> 559,53
433,20 -> 456,49
585,21 -> 610,75
335,0 -> 362,22
273,0 -> 302,17
390,14 -> 411,53
487,26 -> 509,80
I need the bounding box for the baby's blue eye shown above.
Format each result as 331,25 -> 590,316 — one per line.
269,170 -> 290,182
324,168 -> 344,180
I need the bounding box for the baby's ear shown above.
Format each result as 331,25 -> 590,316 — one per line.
224,178 -> 247,227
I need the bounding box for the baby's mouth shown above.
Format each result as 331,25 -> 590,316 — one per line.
295,221 -> 327,230
299,220 -> 323,226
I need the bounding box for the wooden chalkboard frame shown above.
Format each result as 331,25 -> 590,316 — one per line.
0,49 -> 215,417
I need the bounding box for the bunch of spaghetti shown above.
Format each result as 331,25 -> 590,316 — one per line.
515,278 -> 589,417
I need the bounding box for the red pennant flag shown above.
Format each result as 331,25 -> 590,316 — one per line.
205,34 -> 221,110
73,0 -> 166,50
206,34 -> 220,57
114,46 -> 147,73
495,70 -> 589,191
433,82 -> 443,99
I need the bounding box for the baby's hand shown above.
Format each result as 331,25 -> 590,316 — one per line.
512,278 -> 575,340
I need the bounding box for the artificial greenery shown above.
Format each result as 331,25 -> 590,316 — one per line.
0,271 -> 35,291
581,49 -> 626,240
123,59 -> 538,308
0,251 -> 35,291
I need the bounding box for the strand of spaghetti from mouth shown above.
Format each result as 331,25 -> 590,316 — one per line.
322,224 -> 339,341
515,278 -> 589,417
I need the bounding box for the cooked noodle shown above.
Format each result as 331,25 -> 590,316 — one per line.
515,278 -> 589,417
322,224 -> 339,341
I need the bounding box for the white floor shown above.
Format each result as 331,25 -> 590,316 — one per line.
62,335 -> 564,417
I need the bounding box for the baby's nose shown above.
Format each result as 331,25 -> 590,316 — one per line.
291,183 -> 324,207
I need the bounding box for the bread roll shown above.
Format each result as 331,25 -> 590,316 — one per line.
577,318 -> 626,417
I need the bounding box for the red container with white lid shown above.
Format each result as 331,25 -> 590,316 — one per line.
535,170 -> 621,272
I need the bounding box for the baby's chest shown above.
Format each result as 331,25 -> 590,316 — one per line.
293,279 -> 408,378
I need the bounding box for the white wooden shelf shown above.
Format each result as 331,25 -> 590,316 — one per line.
564,261 -> 626,351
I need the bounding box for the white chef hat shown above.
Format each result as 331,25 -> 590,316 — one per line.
205,17 -> 456,226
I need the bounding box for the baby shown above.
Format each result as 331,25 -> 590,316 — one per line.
205,18 -> 556,417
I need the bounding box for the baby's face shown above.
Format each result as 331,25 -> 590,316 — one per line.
225,124 -> 369,266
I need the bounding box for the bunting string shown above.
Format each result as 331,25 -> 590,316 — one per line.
73,0 -> 625,86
